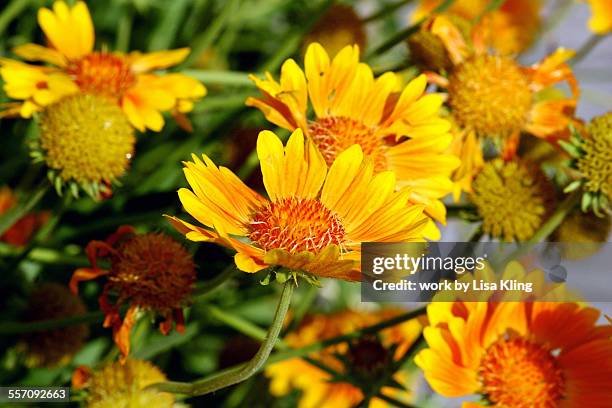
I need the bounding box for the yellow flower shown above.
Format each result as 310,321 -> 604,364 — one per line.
73,359 -> 174,408
415,299 -> 612,406
411,0 -> 542,55
246,43 -> 460,236
0,0 -> 206,132
586,0 -> 612,34
168,129 -> 429,281
470,159 -> 556,242
423,16 -> 579,198
20,283 -> 88,367
267,309 -> 421,408
554,209 -> 611,260
303,4 -> 366,58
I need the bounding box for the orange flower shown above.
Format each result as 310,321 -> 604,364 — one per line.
69,226 -> 196,360
415,301 -> 612,406
422,16 -> 579,199
267,309 -> 422,408
0,1 -> 206,131
0,186 -> 48,246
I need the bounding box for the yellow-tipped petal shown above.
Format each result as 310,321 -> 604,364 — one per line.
130,48 -> 191,73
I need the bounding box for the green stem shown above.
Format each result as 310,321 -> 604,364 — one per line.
150,281 -> 295,396
571,34 -> 608,66
0,310 -> 105,335
367,0 -> 455,58
361,0 -> 416,23
205,304 -> 288,350
0,0 -> 31,37
0,182 -> 49,237
266,307 -> 427,365
183,70 -> 255,87
115,8 -> 133,52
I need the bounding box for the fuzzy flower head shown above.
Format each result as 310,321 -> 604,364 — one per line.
470,159 -> 556,242
20,283 -> 88,367
33,93 -> 135,198
247,43 -> 460,236
563,113 -> 612,215
0,0 -> 206,132
411,0 -> 543,55
169,129 -> 429,284
303,5 -> 366,58
0,186 -> 48,246
72,359 -> 174,408
70,226 -> 196,360
415,299 -> 612,407
266,309 -> 422,408
421,15 -> 579,199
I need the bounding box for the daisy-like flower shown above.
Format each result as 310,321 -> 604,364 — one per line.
303,5 -> 366,58
69,226 -> 196,360
585,0 -> 612,34
554,209 -> 611,260
267,309 -> 422,408
0,0 -> 206,132
470,159 -> 556,242
20,283 -> 88,367
415,300 -> 612,407
246,43 -> 459,237
422,16 -> 579,199
72,359 -> 174,408
168,129 -> 429,282
562,112 -> 612,215
0,186 -> 48,246
411,0 -> 542,55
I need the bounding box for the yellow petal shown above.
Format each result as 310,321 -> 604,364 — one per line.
37,1 -> 94,60
129,48 -> 191,73
12,43 -> 67,67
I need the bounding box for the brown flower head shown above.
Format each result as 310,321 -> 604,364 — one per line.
70,225 -> 196,360
20,283 -> 88,367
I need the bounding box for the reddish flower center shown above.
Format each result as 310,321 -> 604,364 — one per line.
480,337 -> 565,407
308,116 -> 387,171
67,52 -> 136,98
248,197 -> 345,253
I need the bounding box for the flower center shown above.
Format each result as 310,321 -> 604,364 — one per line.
308,116 -> 387,171
67,52 -> 136,98
480,337 -> 565,407
448,55 -> 532,137
110,233 -> 196,312
470,159 -> 555,242
248,197 -> 345,253
38,94 -> 135,187
579,113 -> 612,200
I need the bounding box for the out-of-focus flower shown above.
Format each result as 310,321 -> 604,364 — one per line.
303,5 -> 366,58
20,283 -> 88,367
415,300 -> 612,406
72,359 -> 174,408
267,309 -> 421,408
0,0 -> 206,132
562,113 -> 612,215
0,186 -> 48,246
470,159 -> 556,241
247,43 -> 459,238
554,209 -> 611,260
168,129 -> 428,283
32,93 -> 135,198
411,0 -> 542,55
585,0 -> 612,34
70,226 -> 196,360
422,16 -> 579,199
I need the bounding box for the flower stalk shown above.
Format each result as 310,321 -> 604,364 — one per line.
149,280 -> 295,396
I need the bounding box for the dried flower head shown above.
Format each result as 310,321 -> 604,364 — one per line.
70,226 -> 196,359
20,283 -> 88,367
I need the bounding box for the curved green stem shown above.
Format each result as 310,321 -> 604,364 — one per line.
361,0 -> 416,23
150,281 -> 295,396
0,0 -> 31,37
571,34 -> 608,66
0,182 -> 49,237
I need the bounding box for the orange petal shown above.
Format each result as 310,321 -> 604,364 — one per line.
114,306 -> 138,362
71,365 -> 92,389
69,267 -> 108,294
